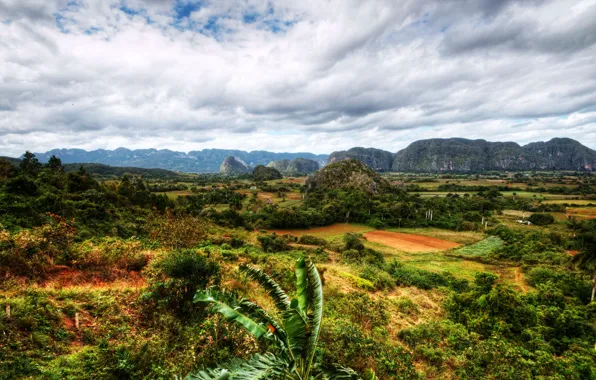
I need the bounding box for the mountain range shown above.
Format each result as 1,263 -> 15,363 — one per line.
28,148 -> 329,173
330,138 -> 596,172
16,137 -> 596,173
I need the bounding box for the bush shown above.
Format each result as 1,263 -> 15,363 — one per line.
143,249 -> 220,315
0,215 -> 75,279
297,235 -> 327,247
257,233 -> 289,253
360,266 -> 395,291
343,233 -> 365,252
528,213 -> 555,226
388,261 -> 468,291
526,267 -> 592,302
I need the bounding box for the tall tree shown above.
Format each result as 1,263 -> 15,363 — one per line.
20,151 -> 42,176
47,155 -> 63,171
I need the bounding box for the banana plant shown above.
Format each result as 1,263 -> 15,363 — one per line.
188,257 -> 360,380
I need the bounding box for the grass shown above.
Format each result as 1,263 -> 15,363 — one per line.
162,190 -> 194,198
542,199 -> 596,205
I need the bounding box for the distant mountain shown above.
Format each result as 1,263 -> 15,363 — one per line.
220,156 -> 249,175
0,156 -> 21,166
328,147 -> 395,171
267,158 -> 319,176
63,163 -> 182,179
523,138 -> 596,171
28,148 -> 329,173
329,138 -> 596,172
392,138 -> 596,172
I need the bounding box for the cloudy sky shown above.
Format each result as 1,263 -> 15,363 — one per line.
1,0 -> 596,156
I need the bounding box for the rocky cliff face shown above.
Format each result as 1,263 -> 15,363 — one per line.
219,156 -> 249,175
267,158 -> 319,176
523,138 -> 596,171
328,147 -> 395,171
391,138 -> 596,172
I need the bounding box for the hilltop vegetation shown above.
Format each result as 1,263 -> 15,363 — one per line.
252,165 -> 283,181
267,157 -> 319,176
306,160 -> 392,195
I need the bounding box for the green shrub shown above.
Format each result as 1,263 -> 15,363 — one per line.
297,234 -> 327,247
143,250 -> 220,315
343,233 -> 365,252
257,233 -> 290,252
360,266 -> 395,290
388,261 -> 468,291
528,213 -> 555,226
526,267 -> 592,302
320,320 -> 417,379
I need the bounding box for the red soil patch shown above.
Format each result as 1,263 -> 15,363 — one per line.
268,223 -> 369,237
258,192 -> 275,200
567,250 -> 579,256
286,193 -> 302,200
363,230 -> 461,252
280,178 -> 305,184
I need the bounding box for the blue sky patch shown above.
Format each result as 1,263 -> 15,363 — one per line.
174,0 -> 203,20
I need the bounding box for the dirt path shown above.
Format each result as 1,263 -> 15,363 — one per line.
514,267 -> 528,293
363,230 -> 461,252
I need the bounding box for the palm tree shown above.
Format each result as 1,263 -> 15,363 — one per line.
188,257 -> 360,379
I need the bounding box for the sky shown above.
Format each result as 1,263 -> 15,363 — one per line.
1,0 -> 596,157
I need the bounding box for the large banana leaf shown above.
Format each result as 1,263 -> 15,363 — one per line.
194,290 -> 270,340
305,259 -> 324,375
317,363 -> 362,379
295,257 -> 309,312
187,353 -> 291,380
283,299 -> 308,359
240,264 -> 291,313
235,298 -> 288,349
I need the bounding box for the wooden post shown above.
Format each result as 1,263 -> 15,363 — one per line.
5,304 -> 10,319
75,312 -> 80,330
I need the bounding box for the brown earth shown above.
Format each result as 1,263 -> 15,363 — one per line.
268,223 -> 370,237
363,230 -> 461,252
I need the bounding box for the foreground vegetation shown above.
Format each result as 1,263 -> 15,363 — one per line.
1,154 -> 595,379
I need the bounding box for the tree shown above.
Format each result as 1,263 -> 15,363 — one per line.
190,257 -> 360,379
47,155 -> 63,171
20,151 -> 42,176
572,220 -> 596,302
0,159 -> 15,180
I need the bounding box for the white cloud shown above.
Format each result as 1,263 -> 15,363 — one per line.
0,0 -> 595,157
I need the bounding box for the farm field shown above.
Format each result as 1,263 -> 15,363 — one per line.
268,223 -> 373,238
363,230 -> 461,252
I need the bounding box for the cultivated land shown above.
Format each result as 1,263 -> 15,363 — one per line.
363,230 -> 461,252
